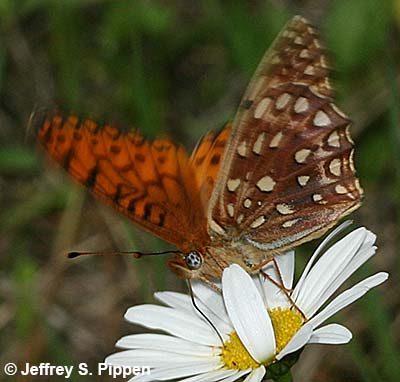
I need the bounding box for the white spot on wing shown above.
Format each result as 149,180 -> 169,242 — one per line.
244,198 -> 252,208
329,158 -> 341,176
252,132 -> 265,155
295,149 -> 311,164
237,141 -> 247,157
304,65 -> 315,75
282,218 -> 300,228
276,93 -> 291,110
299,49 -> 310,58
327,130 -> 340,148
314,110 -> 331,127
312,193 -> 326,204
294,36 -> 304,45
347,192 -> 356,200
256,176 -> 276,192
335,185 -> 348,194
250,215 -> 266,228
254,97 -> 271,119
297,175 -> 310,186
227,178 -> 241,192
320,56 -> 329,69
276,203 -> 295,215
227,203 -> 235,217
294,97 -> 309,113
269,131 -> 283,148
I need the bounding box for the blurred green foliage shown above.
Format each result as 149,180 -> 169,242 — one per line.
0,1 -> 398,381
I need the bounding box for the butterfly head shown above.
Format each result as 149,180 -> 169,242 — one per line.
168,250 -> 205,279
185,251 -> 203,270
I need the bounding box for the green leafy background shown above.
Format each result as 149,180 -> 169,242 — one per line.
0,1 -> 398,381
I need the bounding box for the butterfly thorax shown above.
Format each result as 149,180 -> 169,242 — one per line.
208,240 -> 275,276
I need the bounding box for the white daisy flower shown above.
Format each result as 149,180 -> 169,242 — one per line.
106,227 -> 388,382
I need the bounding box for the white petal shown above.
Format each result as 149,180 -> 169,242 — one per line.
260,251 -> 294,309
106,349 -> 214,368
128,360 -> 222,382
359,229 -> 376,248
192,281 -> 230,325
253,273 -> 267,304
276,250 -> 295,289
243,366 -> 266,382
116,333 -> 216,356
177,368 -> 238,382
156,291 -> 231,339
315,245 -> 376,311
308,272 -> 388,329
293,228 -> 368,317
222,264 -> 275,363
308,324 -> 352,344
125,305 -> 220,346
293,221 -> 354,293
276,323 -> 313,360
189,300 -> 232,340
219,369 -> 252,382
155,291 -> 193,313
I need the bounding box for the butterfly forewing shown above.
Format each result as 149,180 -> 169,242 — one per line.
36,111 -> 208,250
208,16 -> 362,252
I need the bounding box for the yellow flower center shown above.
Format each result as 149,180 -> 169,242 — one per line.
221,308 -> 304,370
221,332 -> 260,370
269,307 -> 304,353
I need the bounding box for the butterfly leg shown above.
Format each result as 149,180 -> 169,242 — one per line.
256,258 -> 307,321
255,257 -> 293,294
199,276 -> 222,293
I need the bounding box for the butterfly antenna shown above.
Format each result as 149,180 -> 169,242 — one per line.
67,249 -> 181,259
186,280 -> 224,346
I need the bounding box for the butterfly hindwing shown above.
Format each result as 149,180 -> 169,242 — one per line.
208,16 -> 362,252
190,124 -> 231,209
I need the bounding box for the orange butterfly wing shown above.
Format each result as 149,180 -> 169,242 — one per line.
36,111 -> 211,251
189,124 -> 231,209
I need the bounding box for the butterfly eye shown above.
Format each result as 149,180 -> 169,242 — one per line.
185,251 -> 203,270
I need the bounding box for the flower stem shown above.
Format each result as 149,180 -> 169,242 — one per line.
264,349 -> 302,382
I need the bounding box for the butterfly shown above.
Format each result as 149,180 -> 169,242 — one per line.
36,16 -> 362,287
